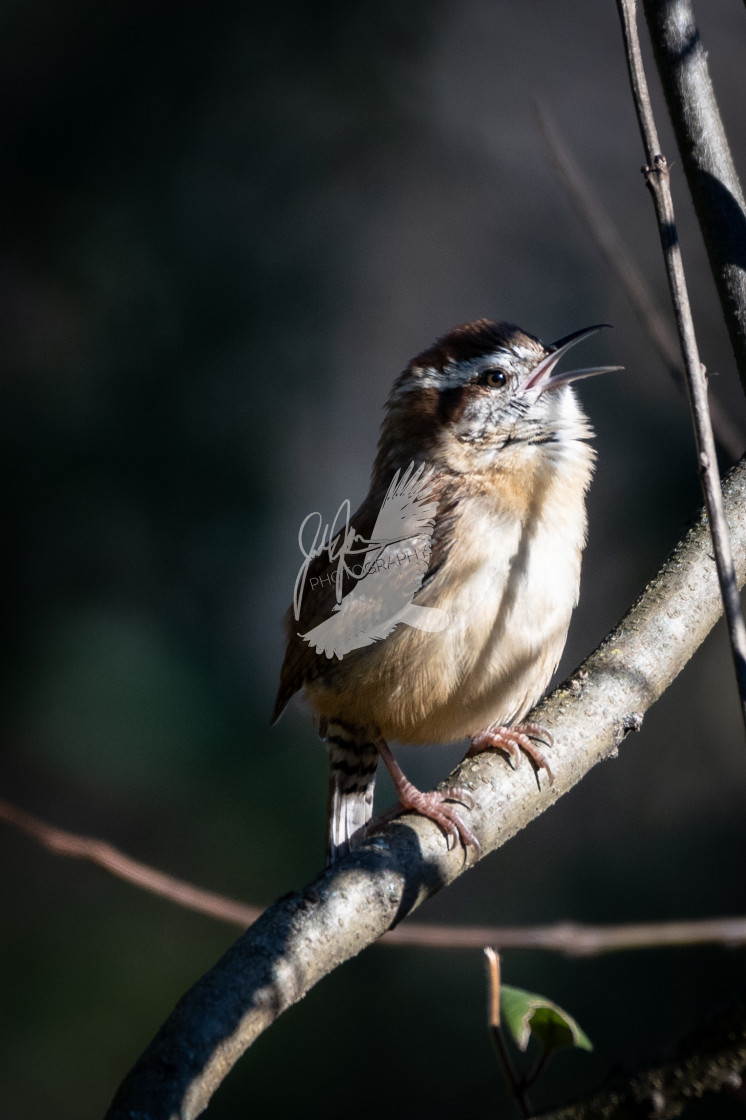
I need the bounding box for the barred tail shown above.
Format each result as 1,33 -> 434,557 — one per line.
323,720 -> 379,866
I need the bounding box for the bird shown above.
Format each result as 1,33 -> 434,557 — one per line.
272,318 -> 620,864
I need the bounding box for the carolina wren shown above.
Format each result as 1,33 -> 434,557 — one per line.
273,319 -> 619,863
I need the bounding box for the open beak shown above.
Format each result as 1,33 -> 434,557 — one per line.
523,323 -> 623,393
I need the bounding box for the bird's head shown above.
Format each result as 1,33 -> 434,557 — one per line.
375,319 -> 620,480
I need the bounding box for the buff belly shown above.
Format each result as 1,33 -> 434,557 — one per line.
305,494 -> 584,745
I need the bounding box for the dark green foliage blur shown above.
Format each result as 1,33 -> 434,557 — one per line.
2,1 -> 746,1116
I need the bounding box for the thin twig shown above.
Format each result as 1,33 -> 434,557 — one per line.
0,797 -> 262,929
536,101 -> 744,461
385,915 -> 746,953
616,0 -> 746,739
4,795 -> 746,954
485,948 -> 533,1119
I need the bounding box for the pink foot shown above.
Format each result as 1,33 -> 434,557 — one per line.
397,783 -> 479,853
376,739 -> 480,854
468,722 -> 554,785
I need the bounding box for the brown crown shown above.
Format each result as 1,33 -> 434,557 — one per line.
410,319 -> 545,374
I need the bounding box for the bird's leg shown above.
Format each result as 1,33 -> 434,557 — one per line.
467,722 -> 554,785
375,738 -> 480,854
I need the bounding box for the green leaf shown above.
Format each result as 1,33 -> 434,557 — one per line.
500,985 -> 593,1055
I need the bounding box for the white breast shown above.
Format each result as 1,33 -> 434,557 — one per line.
373,433 -> 593,743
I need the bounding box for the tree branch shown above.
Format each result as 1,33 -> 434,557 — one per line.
642,0 -> 746,392
105,456 -> 746,1119
536,102 -> 744,461
385,915 -> 746,954
616,0 -> 746,736
0,797 -> 262,929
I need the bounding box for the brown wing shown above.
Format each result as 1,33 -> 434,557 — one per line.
271,489 -> 383,723
270,469 -> 459,724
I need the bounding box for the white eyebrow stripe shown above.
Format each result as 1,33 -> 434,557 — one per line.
402,345 -> 543,392
413,357 -> 485,390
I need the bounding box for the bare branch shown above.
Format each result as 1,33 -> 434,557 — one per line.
5,797 -> 746,960
642,0 -> 746,391
616,0 -> 746,736
105,458 -> 746,1120
536,102 -> 744,461
4,796 -> 746,957
386,915 -> 746,954
0,798 -> 261,930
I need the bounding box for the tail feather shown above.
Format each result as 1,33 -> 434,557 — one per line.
324,722 -> 379,865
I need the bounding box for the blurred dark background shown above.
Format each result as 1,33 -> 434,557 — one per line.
2,1 -> 746,1116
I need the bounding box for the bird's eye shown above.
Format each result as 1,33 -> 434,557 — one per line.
481,369 -> 507,388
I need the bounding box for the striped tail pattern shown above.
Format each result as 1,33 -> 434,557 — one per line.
322,718 -> 379,865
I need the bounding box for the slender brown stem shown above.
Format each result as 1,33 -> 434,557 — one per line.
385,915 -> 746,953
485,946 -> 502,1027
4,793 -> 746,954
485,949 -> 533,1118
616,0 -> 746,740
0,797 -> 262,929
536,102 -> 744,461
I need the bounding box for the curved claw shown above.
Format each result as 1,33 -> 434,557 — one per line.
500,737 -> 523,769
444,786 -> 475,811
521,722 -> 554,749
400,789 -> 480,854
469,722 -> 555,785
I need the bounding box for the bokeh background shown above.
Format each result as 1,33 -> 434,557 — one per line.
2,1 -> 746,1116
